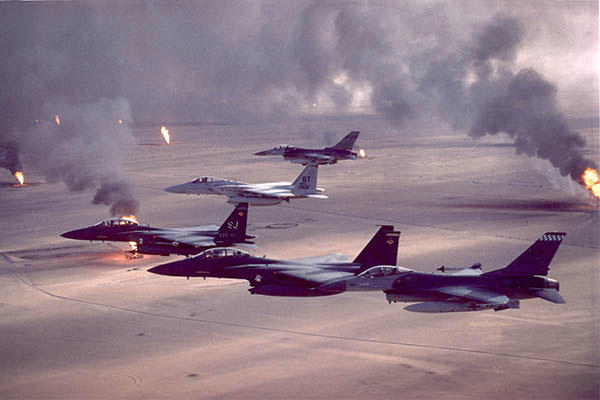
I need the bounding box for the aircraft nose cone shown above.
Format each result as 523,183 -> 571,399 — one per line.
254,150 -> 269,156
61,229 -> 82,240
148,265 -> 166,275
148,259 -> 190,276
164,184 -> 184,193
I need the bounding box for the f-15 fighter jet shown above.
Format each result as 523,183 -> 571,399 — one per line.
342,232 -> 565,313
61,203 -> 253,257
148,225 -> 401,295
254,131 -> 363,165
164,165 -> 327,206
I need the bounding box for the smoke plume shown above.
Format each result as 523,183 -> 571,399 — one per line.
0,137 -> 22,174
1,2 -> 597,203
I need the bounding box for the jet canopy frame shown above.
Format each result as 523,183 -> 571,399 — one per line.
95,218 -> 139,227
358,265 -> 412,278
195,247 -> 251,260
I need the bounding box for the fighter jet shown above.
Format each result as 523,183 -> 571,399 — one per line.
335,232 -> 566,313
60,203 -> 253,257
254,131 -> 363,165
164,165 -> 327,206
148,225 -> 401,296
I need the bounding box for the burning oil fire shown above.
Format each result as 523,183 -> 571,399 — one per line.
121,214 -> 139,223
358,148 -> 366,158
118,119 -> 123,125
55,114 -> 61,126
14,171 -> 24,186
128,241 -> 138,252
582,168 -> 600,199
160,126 -> 170,144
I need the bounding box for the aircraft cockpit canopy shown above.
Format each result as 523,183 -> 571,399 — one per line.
192,176 -> 218,183
196,248 -> 250,260
358,265 -> 411,278
95,218 -> 139,227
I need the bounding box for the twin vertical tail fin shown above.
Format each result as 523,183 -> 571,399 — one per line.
485,232 -> 566,277
291,165 -> 321,196
353,226 -> 401,268
329,131 -> 360,150
216,202 -> 254,244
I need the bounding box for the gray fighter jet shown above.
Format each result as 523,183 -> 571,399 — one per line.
333,232 -> 566,312
254,131 -> 363,165
148,225 -> 401,296
61,203 -> 253,257
164,165 -> 327,206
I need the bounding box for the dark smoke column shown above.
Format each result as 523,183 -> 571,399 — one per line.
18,97 -> 139,216
0,137 -> 22,175
470,68 -> 597,183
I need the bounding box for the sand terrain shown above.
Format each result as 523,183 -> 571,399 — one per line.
0,117 -> 598,399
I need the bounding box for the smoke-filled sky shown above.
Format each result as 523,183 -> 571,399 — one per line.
0,1 -> 598,213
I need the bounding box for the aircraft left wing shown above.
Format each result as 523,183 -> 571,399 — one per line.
240,187 -> 291,198
296,153 -> 334,163
275,268 -> 355,286
290,253 -> 348,264
147,231 -> 217,247
436,286 -> 511,306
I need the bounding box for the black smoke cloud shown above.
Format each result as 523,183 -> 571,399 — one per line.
0,2 -> 597,205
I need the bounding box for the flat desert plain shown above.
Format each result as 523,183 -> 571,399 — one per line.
1,117 -> 598,399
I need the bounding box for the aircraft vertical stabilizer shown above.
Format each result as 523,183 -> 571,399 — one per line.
291,165 -> 319,195
329,131 -> 360,150
353,225 -> 400,268
484,232 -> 566,277
216,202 -> 253,244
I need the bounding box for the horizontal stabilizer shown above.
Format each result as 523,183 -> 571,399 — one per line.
533,289 -> 565,304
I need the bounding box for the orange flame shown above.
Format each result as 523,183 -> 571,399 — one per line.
582,168 -> 600,199
128,241 -> 138,252
14,171 -> 24,186
161,126 -> 170,144
118,119 -> 123,125
121,215 -> 139,223
358,148 -> 366,158
55,114 -> 60,126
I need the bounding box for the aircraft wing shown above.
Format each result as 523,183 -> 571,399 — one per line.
298,153 -> 334,163
240,187 -> 291,199
275,267 -> 355,286
145,231 -> 216,247
436,286 -> 511,306
291,253 -> 348,264
450,268 -> 484,276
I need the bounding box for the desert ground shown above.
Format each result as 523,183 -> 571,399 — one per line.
1,117 -> 598,399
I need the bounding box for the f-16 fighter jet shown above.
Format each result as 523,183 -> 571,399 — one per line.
164,165 -> 327,206
254,131 -> 364,165
148,226 -> 401,296
373,232 -> 565,312
61,203 -> 253,257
